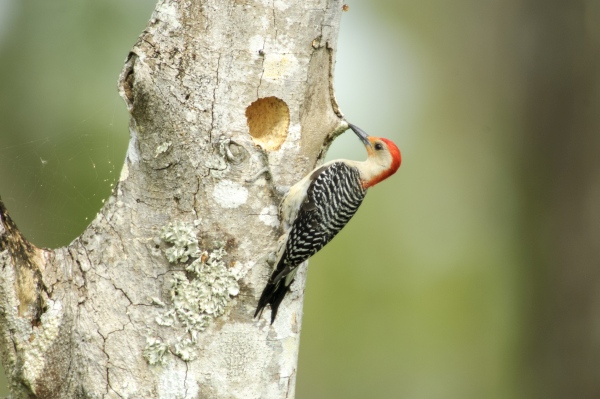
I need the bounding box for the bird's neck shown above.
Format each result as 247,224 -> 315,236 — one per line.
361,162 -> 396,188
344,159 -> 395,189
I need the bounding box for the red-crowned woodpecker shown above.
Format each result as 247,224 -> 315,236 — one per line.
255,124 -> 402,323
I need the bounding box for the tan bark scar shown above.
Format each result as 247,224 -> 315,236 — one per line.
16,266 -> 38,317
1,201 -> 45,318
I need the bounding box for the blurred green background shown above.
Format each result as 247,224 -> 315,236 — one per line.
1,1 -> 600,398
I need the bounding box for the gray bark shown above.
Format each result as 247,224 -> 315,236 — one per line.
0,0 -> 346,397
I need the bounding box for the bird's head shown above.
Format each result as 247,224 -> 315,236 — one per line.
348,123 -> 402,188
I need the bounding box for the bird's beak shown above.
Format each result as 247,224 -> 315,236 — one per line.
348,123 -> 371,147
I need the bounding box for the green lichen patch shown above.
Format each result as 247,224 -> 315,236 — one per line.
173,338 -> 197,362
161,220 -> 201,263
143,337 -> 169,366
144,221 -> 240,364
183,248 -> 240,317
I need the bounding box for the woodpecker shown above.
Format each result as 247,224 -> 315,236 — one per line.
255,123 -> 402,323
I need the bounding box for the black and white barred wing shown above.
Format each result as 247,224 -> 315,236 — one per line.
275,162 -> 367,283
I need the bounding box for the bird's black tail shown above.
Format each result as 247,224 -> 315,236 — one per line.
254,280 -> 289,324
254,272 -> 291,324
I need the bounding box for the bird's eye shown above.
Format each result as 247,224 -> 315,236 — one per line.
374,143 -> 384,151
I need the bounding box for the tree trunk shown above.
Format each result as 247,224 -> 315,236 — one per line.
517,1 -> 600,398
0,0 -> 346,397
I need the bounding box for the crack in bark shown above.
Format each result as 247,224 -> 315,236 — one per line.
271,1 -> 278,41
140,36 -> 156,50
100,213 -> 126,255
63,356 -> 74,398
184,362 -> 189,399
208,53 -> 222,144
285,370 -> 295,398
193,176 -> 202,216
257,36 -> 267,98
100,315 -> 132,399
98,330 -> 110,398
111,282 -> 134,307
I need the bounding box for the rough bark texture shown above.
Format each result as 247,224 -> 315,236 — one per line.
0,0 -> 346,397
